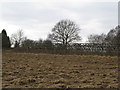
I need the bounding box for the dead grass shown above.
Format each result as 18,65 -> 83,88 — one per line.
2,51 -> 118,88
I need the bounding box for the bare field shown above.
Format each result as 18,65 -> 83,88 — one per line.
2,51 -> 118,88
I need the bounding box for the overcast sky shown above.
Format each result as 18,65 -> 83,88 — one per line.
0,0 -> 118,42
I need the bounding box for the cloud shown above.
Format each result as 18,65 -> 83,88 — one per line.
1,0 -> 119,2
0,1 -> 118,42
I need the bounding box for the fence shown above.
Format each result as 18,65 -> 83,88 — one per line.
66,43 -> 120,56
13,43 -> 120,56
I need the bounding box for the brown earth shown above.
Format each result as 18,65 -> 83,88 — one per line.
2,51 -> 118,88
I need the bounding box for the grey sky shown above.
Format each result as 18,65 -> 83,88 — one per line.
0,0 -> 118,42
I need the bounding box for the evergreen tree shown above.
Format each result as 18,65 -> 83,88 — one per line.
1,29 -> 11,49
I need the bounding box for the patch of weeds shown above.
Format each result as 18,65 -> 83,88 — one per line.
19,80 -> 28,85
28,78 -> 36,83
53,80 -> 65,84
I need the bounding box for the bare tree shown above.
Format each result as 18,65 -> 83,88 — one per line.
106,25 -> 120,44
43,39 -> 53,50
88,33 -> 106,44
11,29 -> 25,47
48,19 -> 81,47
22,39 -> 35,48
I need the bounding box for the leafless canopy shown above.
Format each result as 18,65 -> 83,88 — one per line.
11,29 -> 25,47
88,33 -> 106,44
49,19 -> 81,46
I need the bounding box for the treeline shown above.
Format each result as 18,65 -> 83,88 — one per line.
1,20 -> 120,55
88,25 -> 120,45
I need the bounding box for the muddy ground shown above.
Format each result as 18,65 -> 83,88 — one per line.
2,51 -> 118,88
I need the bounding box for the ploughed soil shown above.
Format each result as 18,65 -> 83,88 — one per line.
2,51 -> 118,88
